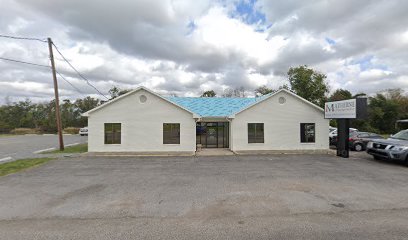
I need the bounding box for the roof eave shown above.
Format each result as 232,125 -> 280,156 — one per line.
200,115 -> 235,119
232,89 -> 324,116
83,86 -> 198,117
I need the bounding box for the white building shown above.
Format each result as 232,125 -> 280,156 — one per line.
83,86 -> 329,155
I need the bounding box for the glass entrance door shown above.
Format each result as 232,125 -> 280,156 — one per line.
206,124 -> 218,148
196,122 -> 229,148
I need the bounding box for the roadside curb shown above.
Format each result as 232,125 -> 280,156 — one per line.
33,148 -> 56,154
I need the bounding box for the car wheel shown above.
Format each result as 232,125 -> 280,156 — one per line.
374,155 -> 381,160
354,143 -> 363,152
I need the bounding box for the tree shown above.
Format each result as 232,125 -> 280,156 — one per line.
109,86 -> 120,99
353,93 -> 367,98
367,92 -> 400,133
201,90 -> 216,97
287,65 -> 329,107
222,88 -> 233,97
222,87 -> 246,98
74,96 -> 100,127
328,89 -> 352,101
254,85 -> 274,97
234,87 -> 246,98
60,99 -> 75,128
0,95 -> 102,133
109,86 -> 132,99
74,96 -> 100,114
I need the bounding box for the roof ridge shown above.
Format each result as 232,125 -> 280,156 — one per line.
166,96 -> 262,99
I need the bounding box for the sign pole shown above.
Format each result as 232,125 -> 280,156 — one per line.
325,97 -> 367,159
336,119 -> 350,158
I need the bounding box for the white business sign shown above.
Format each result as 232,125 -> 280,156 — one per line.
325,99 -> 356,119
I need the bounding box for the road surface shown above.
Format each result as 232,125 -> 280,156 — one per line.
0,134 -> 87,162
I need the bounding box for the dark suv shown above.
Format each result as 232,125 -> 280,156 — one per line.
348,132 -> 384,151
366,129 -> 408,165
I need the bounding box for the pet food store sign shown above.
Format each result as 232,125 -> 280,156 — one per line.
325,99 -> 357,119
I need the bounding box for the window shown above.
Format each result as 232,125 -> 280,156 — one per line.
300,123 -> 315,143
248,123 -> 264,143
104,123 -> 121,144
163,123 -> 180,144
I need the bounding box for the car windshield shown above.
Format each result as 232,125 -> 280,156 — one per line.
390,130 -> 408,140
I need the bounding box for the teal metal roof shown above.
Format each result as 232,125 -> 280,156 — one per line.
166,95 -> 269,117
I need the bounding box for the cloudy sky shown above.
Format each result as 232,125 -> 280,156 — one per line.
0,0 -> 407,104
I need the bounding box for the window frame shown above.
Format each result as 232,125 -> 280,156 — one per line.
300,123 -> 315,143
248,123 -> 264,144
104,123 -> 121,144
163,123 -> 181,144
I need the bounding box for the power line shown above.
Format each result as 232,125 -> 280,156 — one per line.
0,56 -> 50,68
56,70 -> 87,96
0,35 -> 109,100
0,56 -> 87,97
51,42 -> 110,100
0,34 -> 47,43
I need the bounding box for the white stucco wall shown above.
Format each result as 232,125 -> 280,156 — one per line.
87,89 -> 196,153
231,91 -> 329,151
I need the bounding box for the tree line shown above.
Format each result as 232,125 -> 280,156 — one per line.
1,65 -> 407,134
0,97 -> 100,133
201,65 -> 408,134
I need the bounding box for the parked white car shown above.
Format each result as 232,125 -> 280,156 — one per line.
329,127 -> 337,138
79,127 -> 88,136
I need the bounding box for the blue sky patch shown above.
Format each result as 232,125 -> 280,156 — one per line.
350,55 -> 388,71
325,37 -> 336,45
186,20 -> 197,35
232,0 -> 266,25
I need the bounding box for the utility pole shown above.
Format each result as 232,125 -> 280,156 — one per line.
48,37 -> 64,151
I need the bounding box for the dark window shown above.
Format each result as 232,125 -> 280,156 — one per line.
104,123 -> 121,144
163,123 -> 180,144
248,123 -> 264,143
300,123 -> 315,143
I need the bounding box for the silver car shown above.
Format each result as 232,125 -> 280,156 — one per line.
366,129 -> 408,166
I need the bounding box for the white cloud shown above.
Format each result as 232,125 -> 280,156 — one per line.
0,0 -> 407,105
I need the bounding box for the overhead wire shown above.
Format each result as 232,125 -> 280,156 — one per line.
0,56 -> 50,68
0,56 -> 87,97
0,34 -> 47,43
51,42 -> 110,100
0,34 -> 109,99
56,70 -> 87,96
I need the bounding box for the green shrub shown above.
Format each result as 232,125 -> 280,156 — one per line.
64,127 -> 80,134
10,128 -> 41,135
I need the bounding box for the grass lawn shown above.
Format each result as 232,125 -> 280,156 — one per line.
0,158 -> 55,177
44,143 -> 88,154
0,134 -> 14,138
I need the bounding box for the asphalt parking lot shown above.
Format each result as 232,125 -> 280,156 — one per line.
0,153 -> 408,239
0,134 -> 87,161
